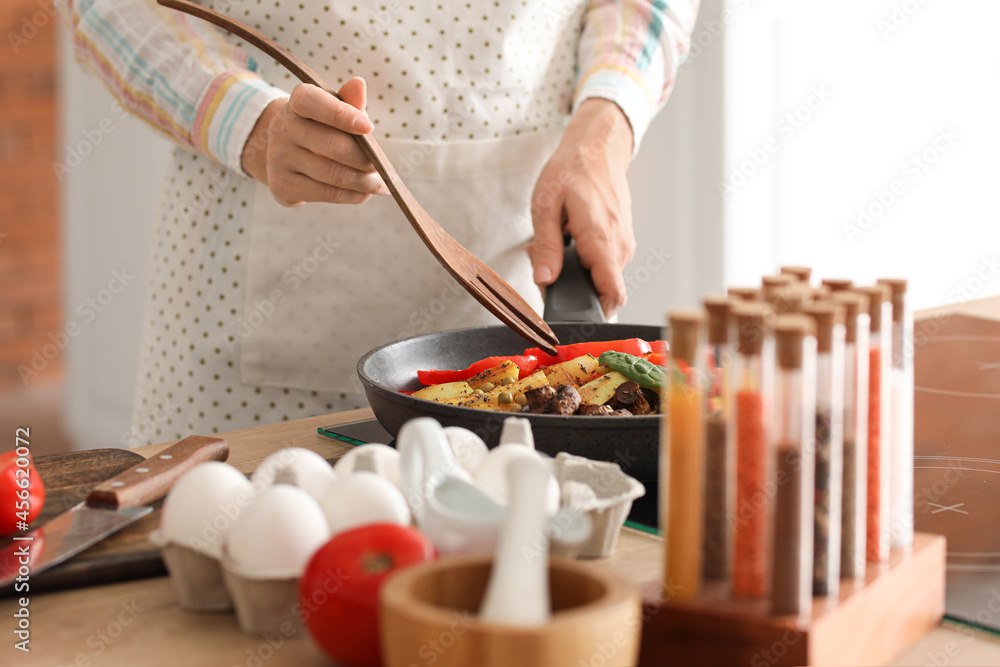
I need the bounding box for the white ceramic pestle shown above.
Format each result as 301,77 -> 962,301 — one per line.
397,418 -> 474,525
474,418 -> 560,514
479,455 -> 553,627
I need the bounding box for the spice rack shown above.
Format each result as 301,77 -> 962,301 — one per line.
637,532 -> 945,666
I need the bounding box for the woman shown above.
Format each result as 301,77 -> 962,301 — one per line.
61,0 -> 698,444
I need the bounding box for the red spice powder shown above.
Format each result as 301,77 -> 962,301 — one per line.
733,388 -> 767,597
866,346 -> 883,562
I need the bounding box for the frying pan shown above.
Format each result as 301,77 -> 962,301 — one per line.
357,241 -> 665,494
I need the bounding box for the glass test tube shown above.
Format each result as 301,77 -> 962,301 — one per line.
856,285 -> 893,563
770,314 -> 817,617
663,309 -> 706,600
730,302 -> 775,598
801,302 -> 846,597
878,278 -> 914,550
702,296 -> 735,583
830,291 -> 870,581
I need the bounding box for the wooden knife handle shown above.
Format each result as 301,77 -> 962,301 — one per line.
85,436 -> 230,509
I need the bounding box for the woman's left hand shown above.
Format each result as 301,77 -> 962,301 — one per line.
529,99 -> 636,319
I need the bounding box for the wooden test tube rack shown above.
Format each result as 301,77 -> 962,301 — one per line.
637,532 -> 946,666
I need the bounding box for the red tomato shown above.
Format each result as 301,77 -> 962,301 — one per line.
416,354 -> 540,385
0,450 -> 46,536
299,523 -> 436,667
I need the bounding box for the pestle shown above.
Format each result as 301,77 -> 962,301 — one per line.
479,455 -> 553,627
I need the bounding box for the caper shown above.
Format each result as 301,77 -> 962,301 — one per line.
515,393 -> 528,407
479,382 -> 496,392
500,376 -> 515,386
498,391 -> 513,404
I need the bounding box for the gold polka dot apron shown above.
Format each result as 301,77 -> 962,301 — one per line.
129,0 -> 585,442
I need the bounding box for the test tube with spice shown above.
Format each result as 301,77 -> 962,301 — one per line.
800,301 -> 846,597
730,302 -> 775,599
878,278 -> 914,549
780,265 -> 813,284
770,314 -> 817,617
702,296 -> 735,583
728,286 -> 762,302
662,309 -> 706,600
830,291 -> 869,581
856,284 -> 893,563
764,283 -> 813,315
821,278 -> 854,293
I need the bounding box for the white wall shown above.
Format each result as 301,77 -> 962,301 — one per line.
59,28 -> 171,450
722,0 -> 1000,309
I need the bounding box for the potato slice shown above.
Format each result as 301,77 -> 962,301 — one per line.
412,381 -> 474,402
467,360 -> 521,390
543,354 -> 602,385
455,370 -> 550,409
577,370 -> 630,406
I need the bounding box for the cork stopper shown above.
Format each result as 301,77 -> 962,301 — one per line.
727,286 -> 762,302
853,284 -> 890,333
703,295 -> 733,345
733,302 -> 774,356
877,278 -> 908,322
668,308 -> 704,362
799,301 -> 845,353
780,265 -> 812,283
821,278 -> 854,292
775,314 -> 814,369
811,285 -> 833,300
830,291 -> 869,343
763,283 -> 812,314
761,274 -> 797,290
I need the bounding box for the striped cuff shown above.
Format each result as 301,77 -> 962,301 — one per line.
573,67 -> 654,157
193,71 -> 289,177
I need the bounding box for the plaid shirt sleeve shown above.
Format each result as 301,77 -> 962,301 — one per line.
574,0 -> 700,153
61,0 -> 289,176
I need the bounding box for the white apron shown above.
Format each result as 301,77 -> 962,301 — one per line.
238,0 -> 585,397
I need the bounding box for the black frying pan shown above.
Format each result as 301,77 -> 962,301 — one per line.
357,241 -> 665,490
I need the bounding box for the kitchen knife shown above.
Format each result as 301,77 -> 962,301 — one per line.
0,435 -> 229,588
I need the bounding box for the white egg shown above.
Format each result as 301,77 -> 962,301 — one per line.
160,461 -> 255,558
251,447 -> 337,501
333,443 -> 402,490
319,471 -> 412,537
443,427 -> 489,475
473,444 -> 560,515
225,485 -> 331,575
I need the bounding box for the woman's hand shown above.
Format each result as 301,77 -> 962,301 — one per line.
530,99 -> 636,318
242,78 -> 389,206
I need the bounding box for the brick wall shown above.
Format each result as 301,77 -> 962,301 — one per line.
0,0 -> 61,391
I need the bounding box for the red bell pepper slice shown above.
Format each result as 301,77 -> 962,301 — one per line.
643,351 -> 668,367
523,338 -> 653,366
417,354 -> 540,385
647,340 -> 668,354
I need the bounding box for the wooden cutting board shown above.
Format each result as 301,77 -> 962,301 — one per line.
1,448 -> 167,595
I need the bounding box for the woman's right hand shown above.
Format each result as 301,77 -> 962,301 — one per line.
241,78 -> 389,206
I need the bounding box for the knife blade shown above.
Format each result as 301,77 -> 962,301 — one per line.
0,435 -> 229,588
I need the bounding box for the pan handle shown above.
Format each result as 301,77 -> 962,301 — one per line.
542,235 -> 607,323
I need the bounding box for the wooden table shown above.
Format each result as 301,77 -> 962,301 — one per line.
3,390 -> 1000,664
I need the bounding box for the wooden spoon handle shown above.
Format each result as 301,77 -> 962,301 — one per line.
158,0 -> 330,91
